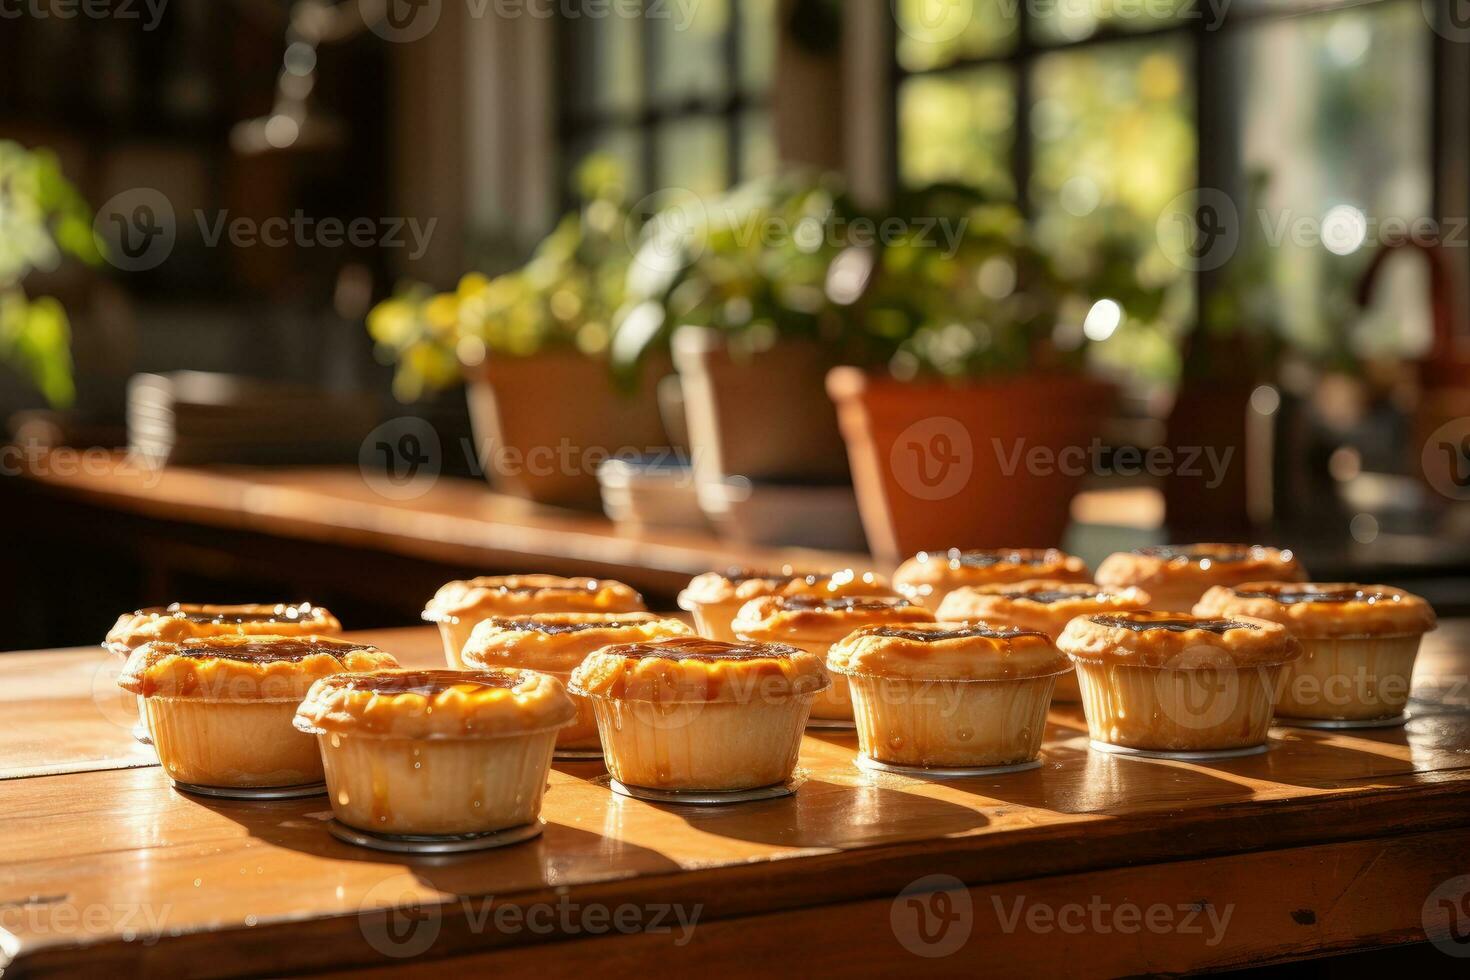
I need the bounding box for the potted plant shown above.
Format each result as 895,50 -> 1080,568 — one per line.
618,172 -> 856,487
367,159 -> 673,509
825,198 -> 1115,564
0,141 -> 103,408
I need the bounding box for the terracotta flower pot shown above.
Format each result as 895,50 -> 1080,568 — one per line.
466,350 -> 673,509
826,367 -> 1115,565
672,327 -> 849,485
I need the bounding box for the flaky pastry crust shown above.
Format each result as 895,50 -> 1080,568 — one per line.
1095,544 -> 1306,595
294,668 -> 575,739
1194,583 -> 1436,639
893,549 -> 1091,602
678,567 -> 896,607
118,635 -> 398,701
461,613 -> 693,673
1057,611 -> 1299,669
935,580 -> 1152,637
568,637 -> 830,703
827,622 -> 1069,681
105,603 -> 341,655
422,575 -> 645,624
732,595 -> 934,646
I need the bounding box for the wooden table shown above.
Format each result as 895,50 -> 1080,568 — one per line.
4,625 -> 1470,977
11,455 -> 1470,656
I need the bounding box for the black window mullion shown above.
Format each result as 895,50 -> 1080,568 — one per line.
726,0 -> 743,183
638,0 -> 659,193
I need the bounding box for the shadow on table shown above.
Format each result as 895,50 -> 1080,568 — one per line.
1227,713 -> 1470,790
661,777 -> 988,849
195,797 -> 684,894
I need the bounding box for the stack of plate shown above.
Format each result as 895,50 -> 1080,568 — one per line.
127,371 -> 379,466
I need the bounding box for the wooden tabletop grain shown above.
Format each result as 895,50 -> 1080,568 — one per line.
3,625 -> 1469,977
10,454 -> 873,597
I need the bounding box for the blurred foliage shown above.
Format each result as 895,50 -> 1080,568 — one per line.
894,0 -> 1016,70
0,141 -> 103,407
619,171 -> 1098,378
900,67 -> 1015,201
367,156 -> 644,401
1030,41 -> 1195,385
369,160 -> 1110,399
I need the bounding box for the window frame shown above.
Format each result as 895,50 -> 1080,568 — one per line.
887,0 -> 1449,317
553,0 -> 773,204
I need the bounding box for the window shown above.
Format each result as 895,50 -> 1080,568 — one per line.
893,0 -> 1437,380
557,0 -> 777,202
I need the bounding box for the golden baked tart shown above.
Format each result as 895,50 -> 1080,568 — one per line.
935,581 -> 1152,702
1057,611 -> 1300,754
295,668 -> 574,836
892,549 -> 1091,610
677,567 -> 897,641
1195,583 -> 1436,725
460,613 -> 693,753
568,637 -> 828,792
118,635 -> 396,789
828,623 -> 1068,770
105,602 -> 342,655
104,602 -> 342,743
423,575 -> 646,667
1094,544 -> 1306,613
732,595 -> 934,723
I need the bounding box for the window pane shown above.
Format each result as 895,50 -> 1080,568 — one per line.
1031,38 -> 1193,283
899,66 -> 1015,200
894,0 -> 1017,71
740,0 -> 776,93
650,0 -> 731,105
655,117 -> 729,196
1031,0 -> 1193,46
561,8 -> 642,115
1228,3 -> 1432,358
739,108 -> 777,180
1030,38 -> 1195,381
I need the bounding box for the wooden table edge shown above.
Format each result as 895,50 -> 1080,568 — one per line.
9,769 -> 1470,977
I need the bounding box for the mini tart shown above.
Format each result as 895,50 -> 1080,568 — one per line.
1057,612 -> 1299,752
828,623 -> 1067,768
105,602 -> 340,656
118,636 -> 397,789
459,613 -> 693,751
892,549 -> 1091,610
568,638 -> 829,792
1194,583 -> 1436,722
1094,544 -> 1306,613
294,669 -> 574,836
423,575 -> 646,666
103,602 -> 342,742
935,580 -> 1153,701
677,566 -> 897,641
732,595 -> 935,721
